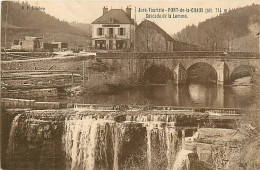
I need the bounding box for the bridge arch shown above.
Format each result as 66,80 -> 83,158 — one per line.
230,65 -> 258,83
143,65 -> 176,84
187,62 -> 218,84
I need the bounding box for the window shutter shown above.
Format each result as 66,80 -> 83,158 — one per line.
118,28 -> 120,35
97,28 -> 99,36
123,28 -> 126,35
102,28 -> 104,35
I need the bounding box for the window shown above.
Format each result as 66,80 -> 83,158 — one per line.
97,28 -> 104,36
109,28 -> 114,35
118,28 -> 126,36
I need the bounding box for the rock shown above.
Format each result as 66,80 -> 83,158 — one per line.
195,128 -> 247,169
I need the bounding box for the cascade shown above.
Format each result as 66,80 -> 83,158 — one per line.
7,114 -> 23,159
7,112 -> 191,170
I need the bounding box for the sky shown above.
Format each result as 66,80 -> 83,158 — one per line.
26,0 -> 260,35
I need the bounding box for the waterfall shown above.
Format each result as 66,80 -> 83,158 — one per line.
63,113 -> 184,170
166,124 -> 178,170
146,122 -> 153,170
7,112 -> 187,170
172,148 -> 193,170
143,121 -> 178,170
7,114 -> 23,159
113,126 -> 119,170
112,123 -> 126,170
172,132 -> 198,170
63,115 -> 114,170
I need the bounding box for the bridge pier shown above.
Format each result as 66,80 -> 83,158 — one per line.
216,62 -> 229,85
174,63 -> 187,84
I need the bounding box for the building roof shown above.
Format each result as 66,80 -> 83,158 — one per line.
24,36 -> 42,40
137,20 -> 174,41
51,42 -> 68,44
92,9 -> 134,24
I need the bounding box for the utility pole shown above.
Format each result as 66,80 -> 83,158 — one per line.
83,60 -> 85,87
130,6 -> 137,78
5,2 -> 8,57
71,72 -> 74,84
257,32 -> 260,54
134,6 -> 136,53
146,20 -> 148,52
227,37 -> 230,52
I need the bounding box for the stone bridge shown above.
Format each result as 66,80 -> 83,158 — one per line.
97,52 -> 260,85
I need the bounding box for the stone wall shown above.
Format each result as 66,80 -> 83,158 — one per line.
2,88 -> 58,98
1,98 -> 35,109
1,55 -> 93,72
34,102 -> 61,110
1,98 -> 62,109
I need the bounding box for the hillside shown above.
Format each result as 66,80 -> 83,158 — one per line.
69,22 -> 92,35
174,4 -> 260,52
1,1 -> 91,49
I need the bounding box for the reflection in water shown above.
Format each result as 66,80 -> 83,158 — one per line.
188,84 -> 217,106
53,82 -> 256,108
231,86 -> 252,96
228,85 -> 255,108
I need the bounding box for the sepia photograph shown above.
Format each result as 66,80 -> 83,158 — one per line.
1,0 -> 260,169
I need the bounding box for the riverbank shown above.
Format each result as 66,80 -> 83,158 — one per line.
237,72 -> 260,169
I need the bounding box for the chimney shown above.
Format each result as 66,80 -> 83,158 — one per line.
103,6 -> 108,15
126,6 -> 131,18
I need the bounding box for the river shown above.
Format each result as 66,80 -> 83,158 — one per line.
44,76 -> 257,109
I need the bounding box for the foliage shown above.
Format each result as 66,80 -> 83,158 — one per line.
243,72 -> 260,131
1,1 -> 89,36
238,72 -> 260,170
174,4 -> 260,51
240,134 -> 260,170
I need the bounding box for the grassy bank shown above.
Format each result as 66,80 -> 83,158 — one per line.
83,73 -> 137,95
238,72 -> 260,170
67,70 -> 138,96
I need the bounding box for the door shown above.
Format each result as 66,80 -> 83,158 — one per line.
109,28 -> 114,37
109,40 -> 113,50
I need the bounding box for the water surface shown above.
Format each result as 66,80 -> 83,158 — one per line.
61,82 -> 256,108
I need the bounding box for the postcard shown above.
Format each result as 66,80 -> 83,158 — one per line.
1,0 -> 260,169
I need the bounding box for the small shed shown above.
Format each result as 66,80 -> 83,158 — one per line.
51,42 -> 68,52
11,36 -> 43,51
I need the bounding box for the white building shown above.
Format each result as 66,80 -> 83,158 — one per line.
91,7 -> 135,51
11,36 -> 43,51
